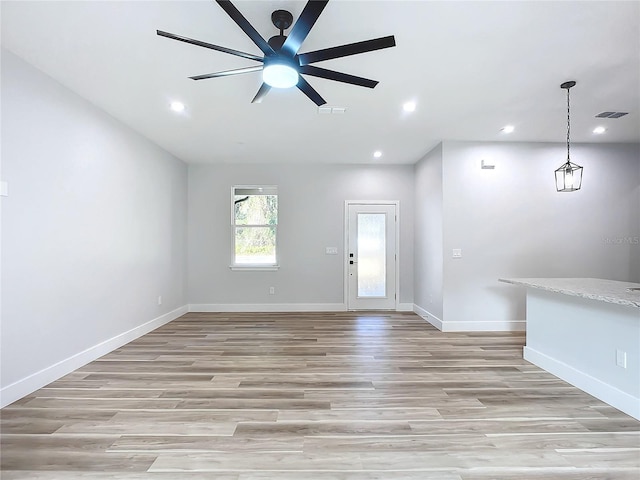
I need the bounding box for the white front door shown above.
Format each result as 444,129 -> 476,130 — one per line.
346,203 -> 397,310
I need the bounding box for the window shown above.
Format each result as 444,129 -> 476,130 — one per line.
232,186 -> 278,268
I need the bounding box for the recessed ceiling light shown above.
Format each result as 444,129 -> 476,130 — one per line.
373,151 -> 382,158
501,125 -> 515,134
593,126 -> 606,134
170,101 -> 185,112
403,101 -> 416,113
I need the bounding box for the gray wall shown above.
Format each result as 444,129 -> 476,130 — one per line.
631,159 -> 640,281
0,50 -> 188,402
413,143 -> 444,320
188,163 -> 414,308
413,140 -> 640,329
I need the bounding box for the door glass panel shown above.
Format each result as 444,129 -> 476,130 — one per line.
357,213 -> 386,297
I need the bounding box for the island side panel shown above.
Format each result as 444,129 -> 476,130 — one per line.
523,288 -> 640,420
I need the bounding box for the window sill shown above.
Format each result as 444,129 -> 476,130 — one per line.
230,265 -> 280,271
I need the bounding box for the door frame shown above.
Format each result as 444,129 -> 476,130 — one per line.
343,200 -> 400,311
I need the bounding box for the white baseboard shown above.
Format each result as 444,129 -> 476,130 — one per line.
413,304 -> 525,332
189,303 -> 347,313
524,346 -> 640,421
190,303 -> 413,313
441,319 -> 526,332
0,305 -> 188,408
413,304 -> 444,330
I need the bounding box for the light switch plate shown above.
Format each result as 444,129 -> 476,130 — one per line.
452,248 -> 462,258
325,247 -> 338,255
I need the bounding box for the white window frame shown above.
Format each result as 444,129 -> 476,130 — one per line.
230,185 -> 279,271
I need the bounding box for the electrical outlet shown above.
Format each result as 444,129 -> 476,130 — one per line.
452,248 -> 462,258
325,247 -> 338,255
269,287 -> 275,295
616,349 -> 627,368
157,296 -> 162,305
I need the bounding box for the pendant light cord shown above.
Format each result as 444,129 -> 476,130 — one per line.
566,87 -> 571,162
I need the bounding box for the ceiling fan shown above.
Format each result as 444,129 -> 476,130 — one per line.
157,0 -> 396,106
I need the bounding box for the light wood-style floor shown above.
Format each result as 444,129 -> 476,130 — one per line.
2,311 -> 639,479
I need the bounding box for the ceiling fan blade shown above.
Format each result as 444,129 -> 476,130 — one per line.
157,30 -> 263,62
252,83 -> 271,103
298,35 -> 396,65
215,0 -> 276,56
300,65 -> 378,88
280,0 -> 329,57
297,77 -> 326,106
190,66 -> 263,80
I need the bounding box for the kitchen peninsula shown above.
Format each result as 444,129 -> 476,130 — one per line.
500,277 -> 640,420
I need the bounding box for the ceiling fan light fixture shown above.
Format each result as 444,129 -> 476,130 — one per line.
263,62 -> 299,89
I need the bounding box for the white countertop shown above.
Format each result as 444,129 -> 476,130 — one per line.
499,277 -> 640,308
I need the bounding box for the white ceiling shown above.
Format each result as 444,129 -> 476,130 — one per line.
2,0 -> 639,165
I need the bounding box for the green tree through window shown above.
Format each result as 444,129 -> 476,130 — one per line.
233,186 -> 278,265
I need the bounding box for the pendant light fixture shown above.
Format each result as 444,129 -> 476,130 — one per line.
555,81 -> 583,192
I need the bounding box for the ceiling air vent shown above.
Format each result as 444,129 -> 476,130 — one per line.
595,111 -> 629,118
318,106 -> 347,115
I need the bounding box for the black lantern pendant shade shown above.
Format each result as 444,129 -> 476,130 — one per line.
556,81 -> 583,192
555,160 -> 583,192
